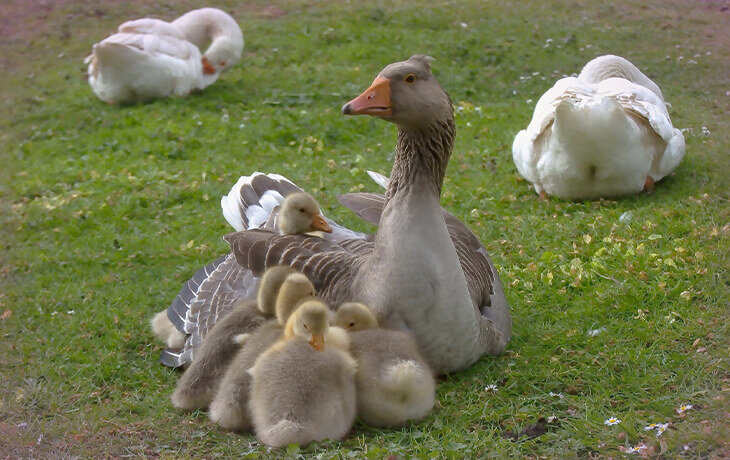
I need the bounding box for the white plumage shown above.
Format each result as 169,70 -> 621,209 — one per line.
86,8 -> 243,104
512,55 -> 685,199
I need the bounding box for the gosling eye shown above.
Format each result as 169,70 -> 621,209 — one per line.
303,323 -> 309,330
348,322 -> 355,328
403,73 -> 417,84
219,60 -> 226,66
299,208 -> 306,213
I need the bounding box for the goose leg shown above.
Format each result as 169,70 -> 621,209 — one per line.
643,176 -> 654,194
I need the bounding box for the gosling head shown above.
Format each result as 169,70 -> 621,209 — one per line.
286,299 -> 330,351
278,192 -> 332,235
333,302 -> 379,331
275,273 -> 317,326
256,266 -> 299,315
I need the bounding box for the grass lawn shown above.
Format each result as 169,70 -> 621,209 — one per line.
1,0 -> 727,457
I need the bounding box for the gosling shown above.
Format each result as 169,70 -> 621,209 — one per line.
207,272 -> 319,431
333,302 -> 435,428
248,300 -> 357,447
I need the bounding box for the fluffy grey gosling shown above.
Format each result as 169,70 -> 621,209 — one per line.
333,302 -> 435,427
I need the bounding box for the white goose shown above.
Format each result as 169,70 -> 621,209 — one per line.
512,54 -> 685,199
86,8 -> 243,104
162,56 -> 512,374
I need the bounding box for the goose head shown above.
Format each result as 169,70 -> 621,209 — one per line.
285,299 -> 330,351
333,302 -> 378,331
200,35 -> 243,83
171,8 -> 244,87
256,265 -> 298,315
274,273 -> 317,326
278,192 -> 332,235
341,55 -> 452,132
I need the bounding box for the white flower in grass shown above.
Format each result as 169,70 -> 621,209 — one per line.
644,422 -> 669,436
548,391 -> 564,399
624,444 -> 646,454
676,404 -> 693,414
484,384 -> 498,392
604,417 -> 621,426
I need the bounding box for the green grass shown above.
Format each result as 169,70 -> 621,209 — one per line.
1,0 -> 727,457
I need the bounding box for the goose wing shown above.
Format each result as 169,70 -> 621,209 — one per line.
116,18 -> 186,39
337,192 -> 502,312
223,229 -> 372,307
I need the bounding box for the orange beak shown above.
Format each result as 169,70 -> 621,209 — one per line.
311,214 -> 332,233
309,334 -> 325,351
201,56 -> 216,75
342,77 -> 392,116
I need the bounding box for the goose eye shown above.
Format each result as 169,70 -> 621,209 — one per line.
219,60 -> 226,66
348,322 -> 355,328
299,208 -> 306,213
403,73 -> 417,84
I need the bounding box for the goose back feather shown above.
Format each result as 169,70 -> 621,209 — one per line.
512,54 -> 685,199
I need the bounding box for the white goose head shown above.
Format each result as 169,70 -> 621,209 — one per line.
171,8 -> 244,87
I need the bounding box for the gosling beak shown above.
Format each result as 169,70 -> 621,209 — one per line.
311,214 -> 332,233
309,334 -> 325,351
201,56 -> 216,75
341,77 -> 392,117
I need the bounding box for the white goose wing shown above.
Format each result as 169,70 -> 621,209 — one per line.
116,18 -> 186,39
594,78 -> 685,180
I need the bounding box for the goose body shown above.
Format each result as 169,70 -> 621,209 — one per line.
162,56 -> 512,375
333,302 -> 435,427
248,301 -> 357,447
86,8 -> 242,104
512,54 -> 685,199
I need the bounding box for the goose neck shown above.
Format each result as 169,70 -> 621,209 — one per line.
384,118 -> 455,202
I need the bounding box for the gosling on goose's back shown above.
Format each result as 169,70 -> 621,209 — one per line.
512,54 -> 685,199
86,8 -> 243,104
161,56 -> 512,374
